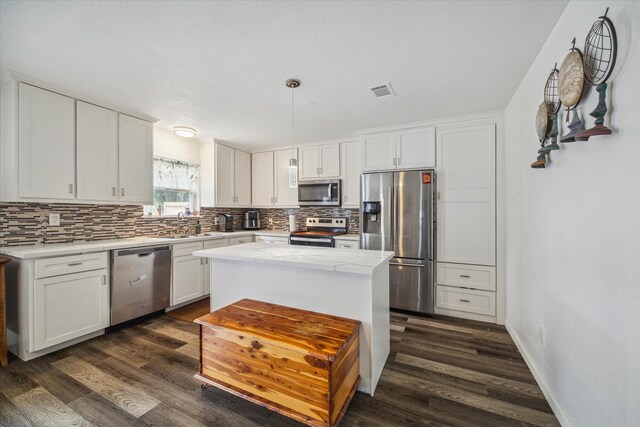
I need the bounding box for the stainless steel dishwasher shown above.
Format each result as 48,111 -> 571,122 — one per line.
111,245 -> 171,326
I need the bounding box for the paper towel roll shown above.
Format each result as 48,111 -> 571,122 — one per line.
289,214 -> 297,232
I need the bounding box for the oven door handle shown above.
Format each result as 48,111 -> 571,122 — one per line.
290,237 -> 333,244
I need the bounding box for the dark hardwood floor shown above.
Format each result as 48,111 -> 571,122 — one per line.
0,311 -> 559,426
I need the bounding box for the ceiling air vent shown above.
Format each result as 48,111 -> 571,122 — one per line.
370,83 -> 395,99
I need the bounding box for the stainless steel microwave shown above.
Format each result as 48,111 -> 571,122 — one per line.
298,179 -> 341,206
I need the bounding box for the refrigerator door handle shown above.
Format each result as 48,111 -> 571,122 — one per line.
389,183 -> 395,251
389,262 -> 424,268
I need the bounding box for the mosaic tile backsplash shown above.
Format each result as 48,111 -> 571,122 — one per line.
0,202 -> 359,246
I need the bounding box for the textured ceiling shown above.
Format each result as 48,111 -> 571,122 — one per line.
0,1 -> 567,150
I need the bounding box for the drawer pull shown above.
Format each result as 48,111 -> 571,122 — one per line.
459,299 -> 470,303
459,274 -> 471,278
67,262 -> 83,266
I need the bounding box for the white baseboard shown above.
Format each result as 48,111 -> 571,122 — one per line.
505,320 -> 572,427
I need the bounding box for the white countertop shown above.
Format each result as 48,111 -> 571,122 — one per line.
0,230 -> 290,259
194,242 -> 393,275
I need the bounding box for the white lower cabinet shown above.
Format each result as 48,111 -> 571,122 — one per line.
436,263 -> 495,291
171,254 -> 204,306
172,238 -> 231,305
229,235 -> 253,245
203,239 -> 230,296
436,262 -> 496,318
436,286 -> 496,317
335,240 -> 359,249
33,267 -> 109,351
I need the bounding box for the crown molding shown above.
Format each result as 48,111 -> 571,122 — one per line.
357,109 -> 505,135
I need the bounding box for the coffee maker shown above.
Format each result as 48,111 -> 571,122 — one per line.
244,211 -> 261,230
219,214 -> 233,232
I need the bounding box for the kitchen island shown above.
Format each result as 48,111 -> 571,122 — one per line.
193,242 -> 394,395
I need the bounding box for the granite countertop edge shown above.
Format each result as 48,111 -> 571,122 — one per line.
193,243 -> 393,276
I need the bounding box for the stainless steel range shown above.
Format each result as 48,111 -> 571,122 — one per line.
289,217 -> 348,247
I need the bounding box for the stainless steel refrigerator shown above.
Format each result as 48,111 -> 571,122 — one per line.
360,170 -> 435,314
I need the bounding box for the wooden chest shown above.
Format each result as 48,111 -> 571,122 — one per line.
195,299 -> 361,427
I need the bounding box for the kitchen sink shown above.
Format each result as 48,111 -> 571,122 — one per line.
163,234 -> 197,239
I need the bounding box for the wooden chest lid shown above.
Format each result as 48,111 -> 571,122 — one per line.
195,299 -> 360,361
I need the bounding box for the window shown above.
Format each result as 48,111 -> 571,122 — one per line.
143,158 -> 200,216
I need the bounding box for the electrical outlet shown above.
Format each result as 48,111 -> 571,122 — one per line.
49,213 -> 60,226
213,218 -> 219,225
538,325 -> 545,347
268,218 -> 273,225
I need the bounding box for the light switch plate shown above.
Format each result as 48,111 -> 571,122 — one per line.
49,213 -> 60,226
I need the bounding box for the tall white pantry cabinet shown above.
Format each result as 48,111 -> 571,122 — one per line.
435,121 -> 498,322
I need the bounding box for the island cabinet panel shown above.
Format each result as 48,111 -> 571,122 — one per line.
195,299 -> 360,427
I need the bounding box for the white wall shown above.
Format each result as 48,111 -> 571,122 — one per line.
504,1 -> 640,426
153,127 -> 201,164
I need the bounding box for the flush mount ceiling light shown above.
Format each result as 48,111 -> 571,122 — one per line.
173,126 -> 197,138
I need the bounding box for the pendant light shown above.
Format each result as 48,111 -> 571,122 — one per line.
286,78 -> 300,188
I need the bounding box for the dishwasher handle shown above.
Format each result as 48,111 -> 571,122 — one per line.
114,245 -> 171,257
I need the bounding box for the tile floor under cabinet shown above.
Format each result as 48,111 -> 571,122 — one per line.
0,308 -> 558,426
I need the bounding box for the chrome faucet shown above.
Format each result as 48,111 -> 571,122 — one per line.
176,212 -> 186,235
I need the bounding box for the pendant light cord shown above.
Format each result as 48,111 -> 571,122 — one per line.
291,87 -> 295,157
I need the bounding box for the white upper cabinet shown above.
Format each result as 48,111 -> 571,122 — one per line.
436,122 -> 496,266
201,142 -> 252,207
298,142 -> 340,180
214,143 -> 236,206
396,126 -> 435,169
319,143 -> 340,177
299,145 -> 320,179
76,101 -> 118,201
234,149 -> 252,207
251,151 -> 274,207
362,126 -> 435,171
18,83 -> 76,199
341,140 -> 362,208
362,132 -> 396,171
2,80 -> 154,205
251,149 -> 298,207
118,114 -> 153,204
274,149 -> 298,206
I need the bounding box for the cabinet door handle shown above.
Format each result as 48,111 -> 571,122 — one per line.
69,183 -> 74,194
112,187 -> 116,196
392,157 -> 397,166
396,157 -> 400,165
102,275 -> 107,285
319,167 -> 323,175
460,274 -> 471,278
459,299 -> 470,303
67,262 -> 83,266
121,188 -> 125,197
